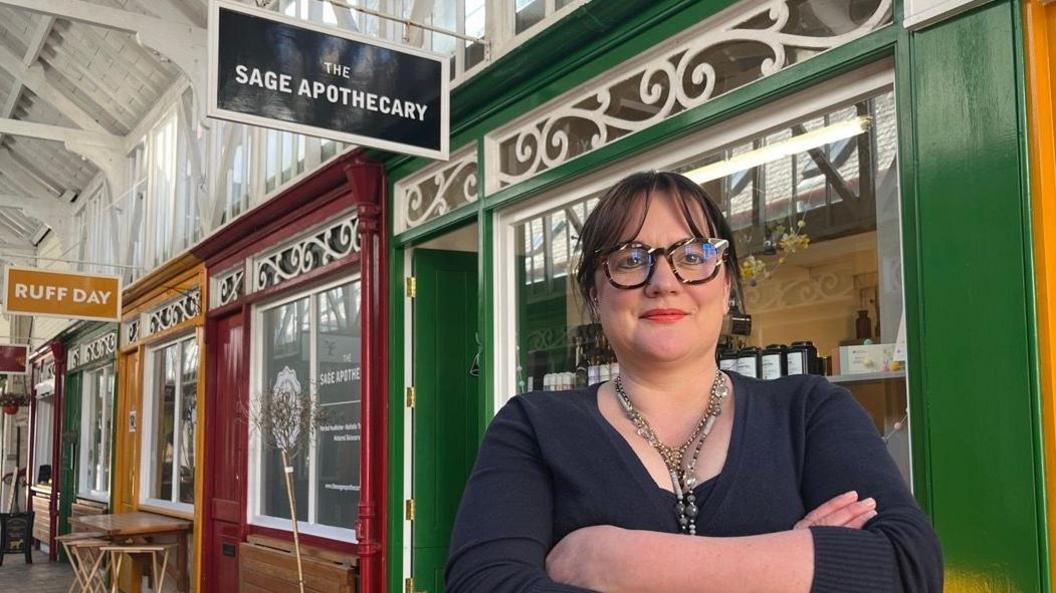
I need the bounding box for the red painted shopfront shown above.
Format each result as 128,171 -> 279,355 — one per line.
26,342 -> 64,561
194,151 -> 387,592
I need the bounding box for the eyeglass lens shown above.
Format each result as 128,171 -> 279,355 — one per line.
606,239 -> 722,287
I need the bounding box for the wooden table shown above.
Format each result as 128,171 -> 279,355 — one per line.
70,511 -> 192,592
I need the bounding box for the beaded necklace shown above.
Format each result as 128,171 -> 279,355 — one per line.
614,371 -> 729,535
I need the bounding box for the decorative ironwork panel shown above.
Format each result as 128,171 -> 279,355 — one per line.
81,332 -> 118,368
252,215 -> 360,292
67,348 -> 80,370
396,146 -> 478,233
125,319 -> 140,346
214,267 -> 245,309
146,289 -> 202,336
487,0 -> 892,191
34,359 -> 55,394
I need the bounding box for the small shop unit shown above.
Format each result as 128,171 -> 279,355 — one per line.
112,255 -> 207,590
26,343 -> 63,561
56,322 -> 119,543
193,150 -> 388,593
386,0 -> 1047,591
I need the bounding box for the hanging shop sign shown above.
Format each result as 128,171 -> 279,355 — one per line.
0,344 -> 27,375
2,266 -> 122,322
207,0 -> 449,160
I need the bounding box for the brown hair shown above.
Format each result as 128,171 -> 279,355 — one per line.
574,171 -> 742,316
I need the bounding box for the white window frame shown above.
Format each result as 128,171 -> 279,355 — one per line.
492,63 -> 897,407
32,394 -> 54,486
247,274 -> 362,542
78,364 -> 114,503
139,333 -> 199,514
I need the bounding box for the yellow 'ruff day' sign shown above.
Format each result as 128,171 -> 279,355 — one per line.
3,266 -> 121,322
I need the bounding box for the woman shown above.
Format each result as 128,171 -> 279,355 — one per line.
445,171 -> 943,593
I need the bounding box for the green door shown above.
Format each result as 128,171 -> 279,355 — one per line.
58,371 -> 82,560
412,248 -> 480,593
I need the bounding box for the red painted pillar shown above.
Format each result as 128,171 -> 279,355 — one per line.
347,160 -> 387,593
47,342 -> 65,562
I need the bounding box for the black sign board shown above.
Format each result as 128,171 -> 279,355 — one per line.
0,512 -> 33,565
208,1 -> 449,160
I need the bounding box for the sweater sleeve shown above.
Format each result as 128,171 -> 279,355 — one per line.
800,381 -> 943,593
444,396 -> 600,593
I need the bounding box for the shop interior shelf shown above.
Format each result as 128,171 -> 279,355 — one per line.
825,370 -> 907,384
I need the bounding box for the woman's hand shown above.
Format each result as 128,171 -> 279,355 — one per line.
794,490 -> 878,530
546,525 -> 628,591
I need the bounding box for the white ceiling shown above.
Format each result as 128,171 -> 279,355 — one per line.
0,0 -> 204,249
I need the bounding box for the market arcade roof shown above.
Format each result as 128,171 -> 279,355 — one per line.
0,0 -> 200,249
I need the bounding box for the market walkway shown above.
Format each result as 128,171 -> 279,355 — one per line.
0,551 -> 75,593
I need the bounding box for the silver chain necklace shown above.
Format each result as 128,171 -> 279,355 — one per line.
615,371 -> 729,535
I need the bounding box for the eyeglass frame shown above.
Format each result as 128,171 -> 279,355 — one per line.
595,237 -> 730,289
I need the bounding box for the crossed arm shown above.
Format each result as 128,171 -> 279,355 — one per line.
445,388 -> 943,593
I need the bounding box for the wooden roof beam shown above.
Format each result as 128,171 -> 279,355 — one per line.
0,0 -> 207,122
0,117 -> 119,149
24,15 -> 56,67
0,43 -> 109,134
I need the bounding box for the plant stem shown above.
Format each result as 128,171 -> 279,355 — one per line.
281,449 -> 305,593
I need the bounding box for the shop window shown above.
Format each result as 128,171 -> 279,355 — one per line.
141,336 -> 199,511
499,81 -> 912,486
251,280 -> 362,539
32,395 -> 53,486
78,365 -> 114,501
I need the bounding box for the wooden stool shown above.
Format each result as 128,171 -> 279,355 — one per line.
101,543 -> 176,593
56,533 -> 110,593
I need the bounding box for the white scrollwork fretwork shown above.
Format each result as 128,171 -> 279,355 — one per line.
34,359 -> 55,394
69,332 -> 118,371
146,289 -> 202,337
253,215 -> 360,292
486,0 -> 892,192
396,146 -> 479,233
215,268 -> 245,308
125,319 -> 140,346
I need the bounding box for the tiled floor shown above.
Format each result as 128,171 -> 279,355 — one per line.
0,551 -> 75,592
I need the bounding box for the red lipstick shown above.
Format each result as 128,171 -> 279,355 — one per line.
640,308 -> 688,323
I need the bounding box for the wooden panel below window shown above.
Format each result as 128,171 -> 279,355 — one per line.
70,498 -> 107,532
239,539 -> 356,593
31,494 -> 50,543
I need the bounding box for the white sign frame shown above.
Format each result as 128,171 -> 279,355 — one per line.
207,0 -> 450,161
2,265 -> 123,323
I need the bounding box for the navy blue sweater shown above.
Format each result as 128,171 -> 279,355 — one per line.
445,372 -> 943,593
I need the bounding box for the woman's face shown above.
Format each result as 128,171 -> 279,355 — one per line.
592,192 -> 731,368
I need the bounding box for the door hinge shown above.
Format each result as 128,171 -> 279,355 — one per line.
405,276 -> 416,298
405,577 -> 415,593
405,386 -> 415,408
405,498 -> 415,521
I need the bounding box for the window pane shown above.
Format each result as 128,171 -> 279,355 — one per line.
315,283 -> 361,529
153,344 -> 178,501
179,339 -> 199,504
515,0 -> 545,33
85,366 -> 114,495
261,297 -> 311,522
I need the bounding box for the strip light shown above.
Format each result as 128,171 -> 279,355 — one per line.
683,116 -> 873,185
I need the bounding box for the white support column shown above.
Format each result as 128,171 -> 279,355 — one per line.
63,142 -> 126,199
405,0 -> 435,47
178,88 -> 210,235
210,122 -> 241,227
